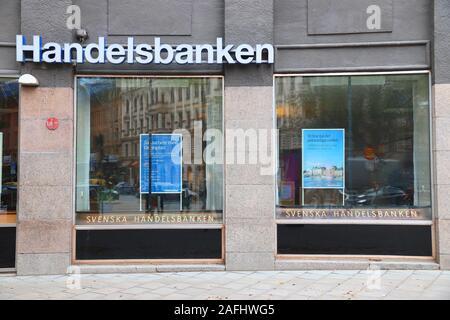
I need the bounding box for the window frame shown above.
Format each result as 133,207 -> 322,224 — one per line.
273,71 -> 434,227
0,75 -> 19,271
73,75 -> 225,229
72,74 -> 225,264
0,75 -> 19,229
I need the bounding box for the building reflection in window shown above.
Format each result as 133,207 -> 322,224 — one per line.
76,77 -> 223,225
275,74 -> 432,219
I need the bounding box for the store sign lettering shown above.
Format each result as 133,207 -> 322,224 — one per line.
277,208 -> 430,220
80,213 -> 219,225
16,35 -> 274,65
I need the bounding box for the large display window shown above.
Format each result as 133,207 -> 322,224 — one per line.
0,77 -> 18,268
276,73 -> 432,221
74,76 -> 224,261
0,78 -> 18,223
275,72 -> 433,256
75,77 -> 224,226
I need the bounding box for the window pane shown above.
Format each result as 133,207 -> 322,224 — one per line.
276,74 -> 431,221
0,79 -> 18,224
76,77 -> 223,225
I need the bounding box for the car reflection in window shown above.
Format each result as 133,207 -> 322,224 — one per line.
346,186 -> 411,206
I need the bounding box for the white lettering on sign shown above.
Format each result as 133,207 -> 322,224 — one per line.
16,35 -> 274,65
366,5 -> 382,30
66,5 -> 81,30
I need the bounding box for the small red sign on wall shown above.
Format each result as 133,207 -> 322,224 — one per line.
46,117 -> 59,130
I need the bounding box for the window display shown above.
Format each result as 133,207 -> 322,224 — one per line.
0,78 -> 18,225
76,77 -> 223,225
276,73 -> 432,221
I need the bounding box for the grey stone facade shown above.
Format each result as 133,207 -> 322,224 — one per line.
0,0 -> 448,274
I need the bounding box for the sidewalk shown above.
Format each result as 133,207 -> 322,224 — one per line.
0,270 -> 449,300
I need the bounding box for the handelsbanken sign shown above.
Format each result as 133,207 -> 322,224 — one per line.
16,35 -> 274,65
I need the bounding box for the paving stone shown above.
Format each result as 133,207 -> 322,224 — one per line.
300,272 -> 329,280
439,271 -> 450,277
160,293 -> 192,300
432,278 -> 450,286
15,293 -> 48,300
382,290 -> 422,300
134,293 -> 164,300
319,294 -> 351,300
47,292 -> 78,299
238,288 -> 270,297
120,287 -> 150,295
222,282 -> 251,290
136,281 -> 168,289
101,292 -> 137,300
72,292 -> 106,300
152,287 -> 178,296
284,294 -> 311,300
251,294 -> 276,300
409,272 -> 441,281
250,283 -> 278,290
90,287 -> 123,295
331,270 -> 361,276
226,294 -> 255,300
426,285 -> 450,293
322,287 -> 361,299
397,279 -> 433,292
419,291 -> 450,300
1,270 -> 449,300
357,287 -> 392,296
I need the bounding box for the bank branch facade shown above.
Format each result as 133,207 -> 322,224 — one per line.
1,0 -> 450,275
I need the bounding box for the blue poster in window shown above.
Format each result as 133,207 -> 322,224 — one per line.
140,133 -> 183,194
302,129 -> 345,189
